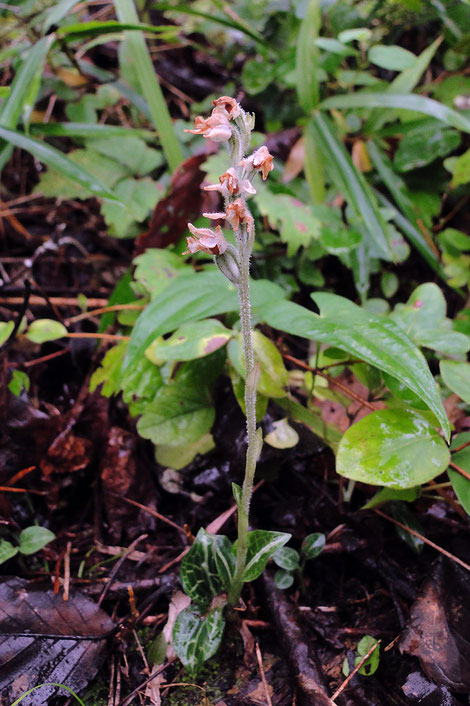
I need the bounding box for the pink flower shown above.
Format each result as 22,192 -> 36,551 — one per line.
183,223 -> 228,255
240,145 -> 274,180
184,109 -> 232,142
204,168 -> 256,198
226,198 -> 254,233
211,96 -> 241,119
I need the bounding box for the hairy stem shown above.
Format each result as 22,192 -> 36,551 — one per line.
228,237 -> 259,605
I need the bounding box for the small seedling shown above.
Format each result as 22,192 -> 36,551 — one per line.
343,635 -> 380,677
273,532 -> 326,590
0,526 -> 55,564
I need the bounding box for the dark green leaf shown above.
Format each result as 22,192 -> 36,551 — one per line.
301,532 -> 325,559
362,486 -> 421,509
336,409 -> 450,489
394,127 -> 460,172
172,606 -> 225,672
228,330 -> 288,398
57,21 -> 177,41
8,370 -> 30,397
356,635 -> 380,676
273,547 -> 300,571
180,528 -> 224,606
449,433 -> 470,516
240,530 -> 291,582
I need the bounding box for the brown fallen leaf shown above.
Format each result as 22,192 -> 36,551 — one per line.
0,577 -> 115,705
399,560 -> 470,692
134,153 -> 218,254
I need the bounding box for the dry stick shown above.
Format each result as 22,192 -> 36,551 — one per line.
373,508 -> 470,572
282,353 -> 379,411
63,541 -> 71,601
331,639 -> 381,703
66,332 -> 130,342
117,659 -> 176,706
98,534 -> 148,607
115,495 -> 187,538
65,303 -> 145,326
23,347 -> 71,368
255,641 -> 273,706
0,295 -> 109,307
448,460 -> 470,482
0,485 -> 45,495
6,465 -> 35,486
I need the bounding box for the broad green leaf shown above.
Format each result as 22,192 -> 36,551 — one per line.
35,148 -> 128,200
87,136 -> 163,176
394,127 -> 460,172
362,486 -> 421,509
260,295 -> 450,439
440,361 -> 470,405
172,606 -> 225,672
368,45 -> 415,71
273,547 -> 300,571
210,534 -> 236,590
101,178 -> 160,237
155,433 -> 215,470
8,370 -> 30,397
0,128 -> 122,202
90,343 -> 128,398
296,0 -> 321,112
319,226 -> 361,255
26,319 -> 67,343
320,94 -> 470,133
264,418 -> 299,448
383,371 -> 428,410
416,329 -> 470,355
381,272 -> 399,299
228,330 -> 288,398
122,271 -> 285,379
356,636 -> 380,676
18,526 -> 55,555
0,320 -> 14,346
0,540 -> 18,564
137,382 -> 214,446
274,570 -> 294,589
309,113 -> 392,261
147,319 -> 232,362
367,142 -> 441,272
30,123 -> 154,140
133,249 -> 187,299
449,433 -> 470,516
254,183 -> 321,256
301,532 -> 325,559
392,283 -> 446,336
240,530 -> 291,582
121,357 -> 163,417
439,228 -> 470,255
336,409 -> 450,489
179,528 -> 224,605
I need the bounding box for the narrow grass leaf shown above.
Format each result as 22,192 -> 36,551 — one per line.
43,0 -> 80,31
30,122 -> 154,139
10,684 -> 86,706
114,0 -> 183,172
296,0 -> 321,112
309,113 -> 392,260
320,93 -> 470,133
58,21 -> 179,41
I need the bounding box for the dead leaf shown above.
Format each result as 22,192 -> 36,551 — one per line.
352,140 -> 372,172
40,430 -> 92,476
399,560 -> 470,692
0,577 -> 115,705
134,154 -> 218,254
282,137 -> 305,183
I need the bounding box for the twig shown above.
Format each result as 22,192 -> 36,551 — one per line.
331,639 -> 381,702
117,659 -> 175,706
98,534 -> 148,606
65,303 -> 145,326
66,333 -> 130,342
23,347 -> 70,368
112,494 -> 187,538
451,439 -> 470,454
373,508 -> 470,572
0,295 -> 109,307
63,541 -> 71,601
449,461 -> 470,482
283,353 -> 378,411
255,641 -> 273,706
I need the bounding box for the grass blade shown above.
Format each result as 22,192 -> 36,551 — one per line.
0,126 -> 123,203
309,112 -> 392,260
0,88 -> 10,98
320,93 -> 470,133
114,0 -> 184,173
367,139 -> 441,269
43,0 -> 80,31
30,122 -> 154,139
296,0 -> 321,113
58,21 -> 179,42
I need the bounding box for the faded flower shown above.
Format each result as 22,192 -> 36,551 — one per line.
185,109 -> 232,142
183,223 -> 228,255
241,145 -> 274,180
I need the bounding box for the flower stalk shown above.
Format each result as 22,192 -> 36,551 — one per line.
184,97 -> 274,605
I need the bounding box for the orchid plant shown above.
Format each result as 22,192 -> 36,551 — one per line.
171,98 -> 291,671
